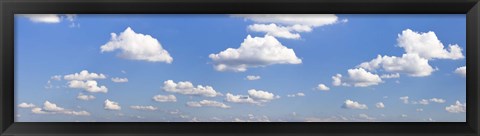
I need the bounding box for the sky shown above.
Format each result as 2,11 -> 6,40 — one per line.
14,14 -> 466,122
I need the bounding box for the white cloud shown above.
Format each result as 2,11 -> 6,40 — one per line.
31,101 -> 90,116
248,23 -> 311,39
236,14 -> 339,27
445,101 -> 466,113
316,84 -> 330,91
18,103 -> 36,108
20,14 -> 61,23
417,99 -> 429,105
68,80 -> 108,93
287,92 -> 305,97
77,93 -> 96,101
401,114 -> 408,118
246,75 -> 261,80
100,27 -> 173,63
162,80 -> 221,97
380,73 -> 400,79
130,105 -> 158,111
342,99 -> 368,110
416,108 -> 424,112
186,100 -> 231,109
397,29 -> 464,60
225,93 -> 258,104
333,68 -> 383,87
153,94 -> 177,102
247,89 -> 279,101
358,114 -> 375,120
209,35 -> 302,72
64,70 -> 106,81
429,98 -> 446,103
111,77 -> 128,83
358,54 -> 435,77
104,99 -> 121,110
400,96 -> 409,104
454,66 -> 466,77
375,102 -> 385,109
50,75 -> 62,81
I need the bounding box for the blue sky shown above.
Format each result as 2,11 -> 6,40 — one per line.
14,14 -> 466,122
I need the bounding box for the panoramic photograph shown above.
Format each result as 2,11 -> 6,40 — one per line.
14,14 -> 466,122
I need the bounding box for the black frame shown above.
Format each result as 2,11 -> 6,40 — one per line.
1,0 -> 479,135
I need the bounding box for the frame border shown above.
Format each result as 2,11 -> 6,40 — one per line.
1,0 -> 479,135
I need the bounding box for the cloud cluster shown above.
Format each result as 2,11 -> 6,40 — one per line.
400,97 -> 446,105
342,99 -> 368,110
104,99 -> 121,110
225,89 -> 279,104
153,94 -> 177,102
375,102 -> 385,109
332,68 -> 383,87
397,29 -> 464,60
130,105 -> 158,111
209,35 -> 302,72
246,75 -> 261,81
100,27 -> 173,63
316,84 -> 330,91
64,70 -> 106,81
454,66 -> 466,77
287,92 -> 305,97
445,101 -> 466,113
186,100 -> 231,109
77,93 -> 96,101
111,77 -> 128,83
162,80 -> 221,97
17,103 -> 36,108
29,101 -> 90,116
237,14 -> 339,39
64,70 -> 108,93
20,14 -> 77,24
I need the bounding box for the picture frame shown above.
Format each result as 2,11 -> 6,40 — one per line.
1,0 -> 479,135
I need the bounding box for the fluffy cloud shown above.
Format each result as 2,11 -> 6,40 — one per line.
380,73 -> 400,79
225,93 -> 259,104
104,99 -> 121,110
454,66 -> 466,77
397,29 -> 464,60
375,102 -> 385,109
333,68 -> 383,87
162,80 -> 221,97
18,103 -> 36,108
358,54 -> 435,77
68,80 -> 108,93
77,93 -> 96,101
209,35 -> 302,72
429,98 -> 446,103
248,23 -> 311,39
111,77 -> 128,83
236,14 -> 338,26
247,89 -> 280,101
64,70 -> 106,81
186,100 -> 231,109
31,101 -> 90,116
50,75 -> 62,81
400,96 -> 409,104
445,101 -> 466,113
100,27 -> 173,63
287,92 -> 305,97
130,105 -> 158,111
246,75 -> 261,80
153,94 -> 177,102
316,84 -> 330,91
342,99 -> 368,110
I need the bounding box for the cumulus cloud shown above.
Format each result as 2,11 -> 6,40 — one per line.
186,100 -> 231,109
64,70 -> 106,81
68,80 -> 108,93
380,73 -> 400,79
397,29 -> 464,60
246,75 -> 261,80
248,23 -> 311,39
153,94 -> 177,102
100,27 -> 173,63
247,89 -> 280,102
77,93 -> 96,101
358,54 -> 435,77
429,98 -> 446,103
375,102 -> 385,109
316,84 -> 330,91
454,66 -> 466,77
130,105 -> 158,111
111,77 -> 128,83
18,103 -> 36,108
342,99 -> 368,110
162,80 -> 221,97
50,75 -> 62,81
225,93 -> 259,104
31,101 -> 90,116
445,101 -> 466,113
209,35 -> 302,72
287,92 -> 305,97
104,99 -> 121,110
333,68 -> 383,87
